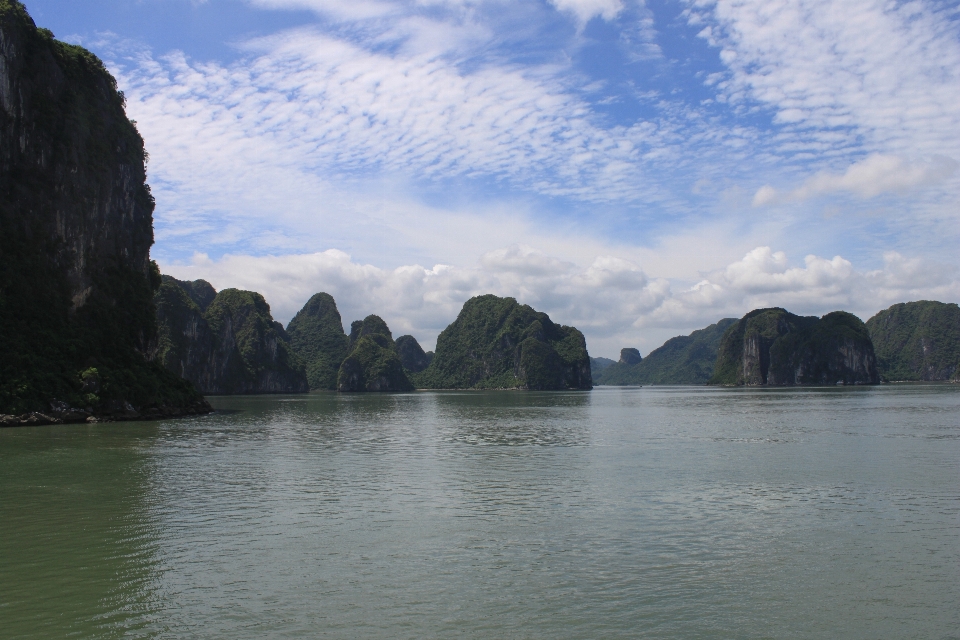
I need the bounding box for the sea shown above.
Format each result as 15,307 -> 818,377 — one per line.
2,385 -> 958,639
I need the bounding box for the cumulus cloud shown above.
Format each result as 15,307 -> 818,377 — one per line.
753,154 -> 959,205
161,245 -> 960,358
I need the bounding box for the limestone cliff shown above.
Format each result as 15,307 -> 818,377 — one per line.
154,277 -> 308,394
413,295 -> 592,390
866,301 -> 960,381
286,292 -> 350,390
395,335 -> 433,373
0,2 -> 204,417
337,315 -> 413,392
710,308 -> 879,386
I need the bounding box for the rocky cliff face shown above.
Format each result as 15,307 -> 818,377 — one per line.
866,301 -> 960,381
0,2 -> 204,416
154,277 -> 214,389
154,277 -> 308,394
286,292 -> 350,390
413,295 -> 592,390
710,308 -> 879,385
337,315 -> 412,392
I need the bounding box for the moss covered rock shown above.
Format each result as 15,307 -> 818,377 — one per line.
413,295 -> 592,390
286,292 -> 350,390
866,301 -> 960,381
0,2 -> 204,415
337,315 -> 412,392
709,308 -> 879,385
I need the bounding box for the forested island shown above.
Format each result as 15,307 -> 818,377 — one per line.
2,0 -> 958,426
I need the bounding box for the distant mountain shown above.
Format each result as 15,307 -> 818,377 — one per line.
709,309 -> 878,385
286,292 -> 350,390
337,315 -> 413,392
413,295 -> 591,390
597,319 -> 736,385
396,335 -> 433,373
589,357 -> 616,377
155,278 -> 308,394
866,301 -> 960,381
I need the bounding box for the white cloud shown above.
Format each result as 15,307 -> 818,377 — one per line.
118,25 -> 661,228
692,0 -> 960,162
161,245 -> 960,358
549,0 -> 623,25
753,154 -> 959,205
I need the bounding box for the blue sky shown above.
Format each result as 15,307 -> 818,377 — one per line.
23,0 -> 960,356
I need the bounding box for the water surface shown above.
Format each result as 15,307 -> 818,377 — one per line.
2,386 -> 959,638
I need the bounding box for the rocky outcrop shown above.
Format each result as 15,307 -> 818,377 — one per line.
619,348 -> 643,365
395,335 -> 433,373
866,301 -> 960,381
597,318 -> 737,385
710,308 -> 879,385
337,315 -> 413,392
154,277 -> 308,394
0,2 -> 205,416
286,292 -> 350,390
154,277 -> 214,388
413,295 -> 592,390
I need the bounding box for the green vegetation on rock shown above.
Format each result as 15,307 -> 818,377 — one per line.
153,277 -> 212,387
866,301 -> 960,381
286,292 -> 350,390
589,357 -> 615,377
597,319 -> 736,385
412,295 -> 592,390
0,2 -> 204,416
199,288 -> 308,394
396,335 -> 433,373
710,308 -> 879,386
337,316 -> 412,391
154,279 -> 308,394
170,276 -> 217,312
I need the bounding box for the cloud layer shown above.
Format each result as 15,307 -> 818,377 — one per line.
163,245 -> 960,357
84,0 -> 960,357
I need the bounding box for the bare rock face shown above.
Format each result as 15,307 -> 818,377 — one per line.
0,2 -> 204,415
619,348 -> 642,366
710,308 -> 879,386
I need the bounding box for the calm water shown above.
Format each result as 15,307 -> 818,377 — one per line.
2,386 -> 959,638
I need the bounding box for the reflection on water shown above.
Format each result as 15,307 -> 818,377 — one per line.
0,423 -> 166,638
2,386 -> 959,638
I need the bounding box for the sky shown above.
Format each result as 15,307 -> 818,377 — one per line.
23,0 -> 960,357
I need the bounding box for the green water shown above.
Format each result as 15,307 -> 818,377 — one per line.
2,386 -> 959,638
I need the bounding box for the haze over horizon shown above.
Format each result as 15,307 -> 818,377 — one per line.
24,0 -> 960,357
